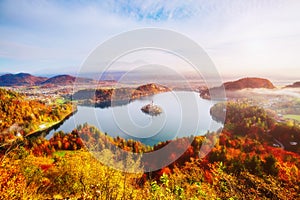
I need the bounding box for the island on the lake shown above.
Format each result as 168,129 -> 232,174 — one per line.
141,101 -> 162,116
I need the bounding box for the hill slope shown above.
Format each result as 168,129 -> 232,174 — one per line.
0,88 -> 74,140
0,73 -> 96,86
200,77 -> 275,99
223,77 -> 275,90
285,81 -> 300,88
41,75 -> 75,85
72,83 -> 171,107
131,83 -> 170,98
0,73 -> 47,86
41,75 -> 95,85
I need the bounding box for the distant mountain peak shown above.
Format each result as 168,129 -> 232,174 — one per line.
0,73 -> 47,86
0,73 -> 96,86
16,72 -> 31,76
41,74 -> 95,85
285,81 -> 300,88
223,77 -> 275,90
199,77 -> 275,99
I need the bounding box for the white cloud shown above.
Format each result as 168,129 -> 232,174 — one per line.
0,0 -> 300,79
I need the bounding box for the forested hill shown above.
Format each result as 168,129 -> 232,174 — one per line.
0,88 -> 74,143
0,73 -> 95,86
5,104 -> 299,199
285,81 -> 300,88
200,77 -> 275,99
222,77 -> 275,90
41,75 -> 95,85
0,73 -> 47,86
72,83 -> 170,107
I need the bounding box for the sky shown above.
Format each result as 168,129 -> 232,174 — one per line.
0,0 -> 300,80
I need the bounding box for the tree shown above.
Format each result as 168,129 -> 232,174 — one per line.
263,155 -> 279,176
245,155 -> 263,176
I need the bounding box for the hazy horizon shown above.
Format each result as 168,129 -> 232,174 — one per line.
1,1 -> 300,80
0,70 -> 299,86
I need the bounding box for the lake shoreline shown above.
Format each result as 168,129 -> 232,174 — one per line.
26,107 -> 78,138
42,91 -> 223,146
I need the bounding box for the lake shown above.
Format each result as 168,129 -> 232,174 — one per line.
47,91 -> 223,146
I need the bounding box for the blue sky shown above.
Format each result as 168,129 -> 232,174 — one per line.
0,0 -> 300,79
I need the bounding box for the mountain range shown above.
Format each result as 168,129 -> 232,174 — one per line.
1,73 -> 300,90
0,73 -> 47,86
0,73 -> 95,86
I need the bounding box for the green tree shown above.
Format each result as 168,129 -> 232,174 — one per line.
263,155 -> 279,176
245,155 -> 263,176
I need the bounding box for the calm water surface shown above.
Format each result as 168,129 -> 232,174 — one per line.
47,91 -> 223,146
